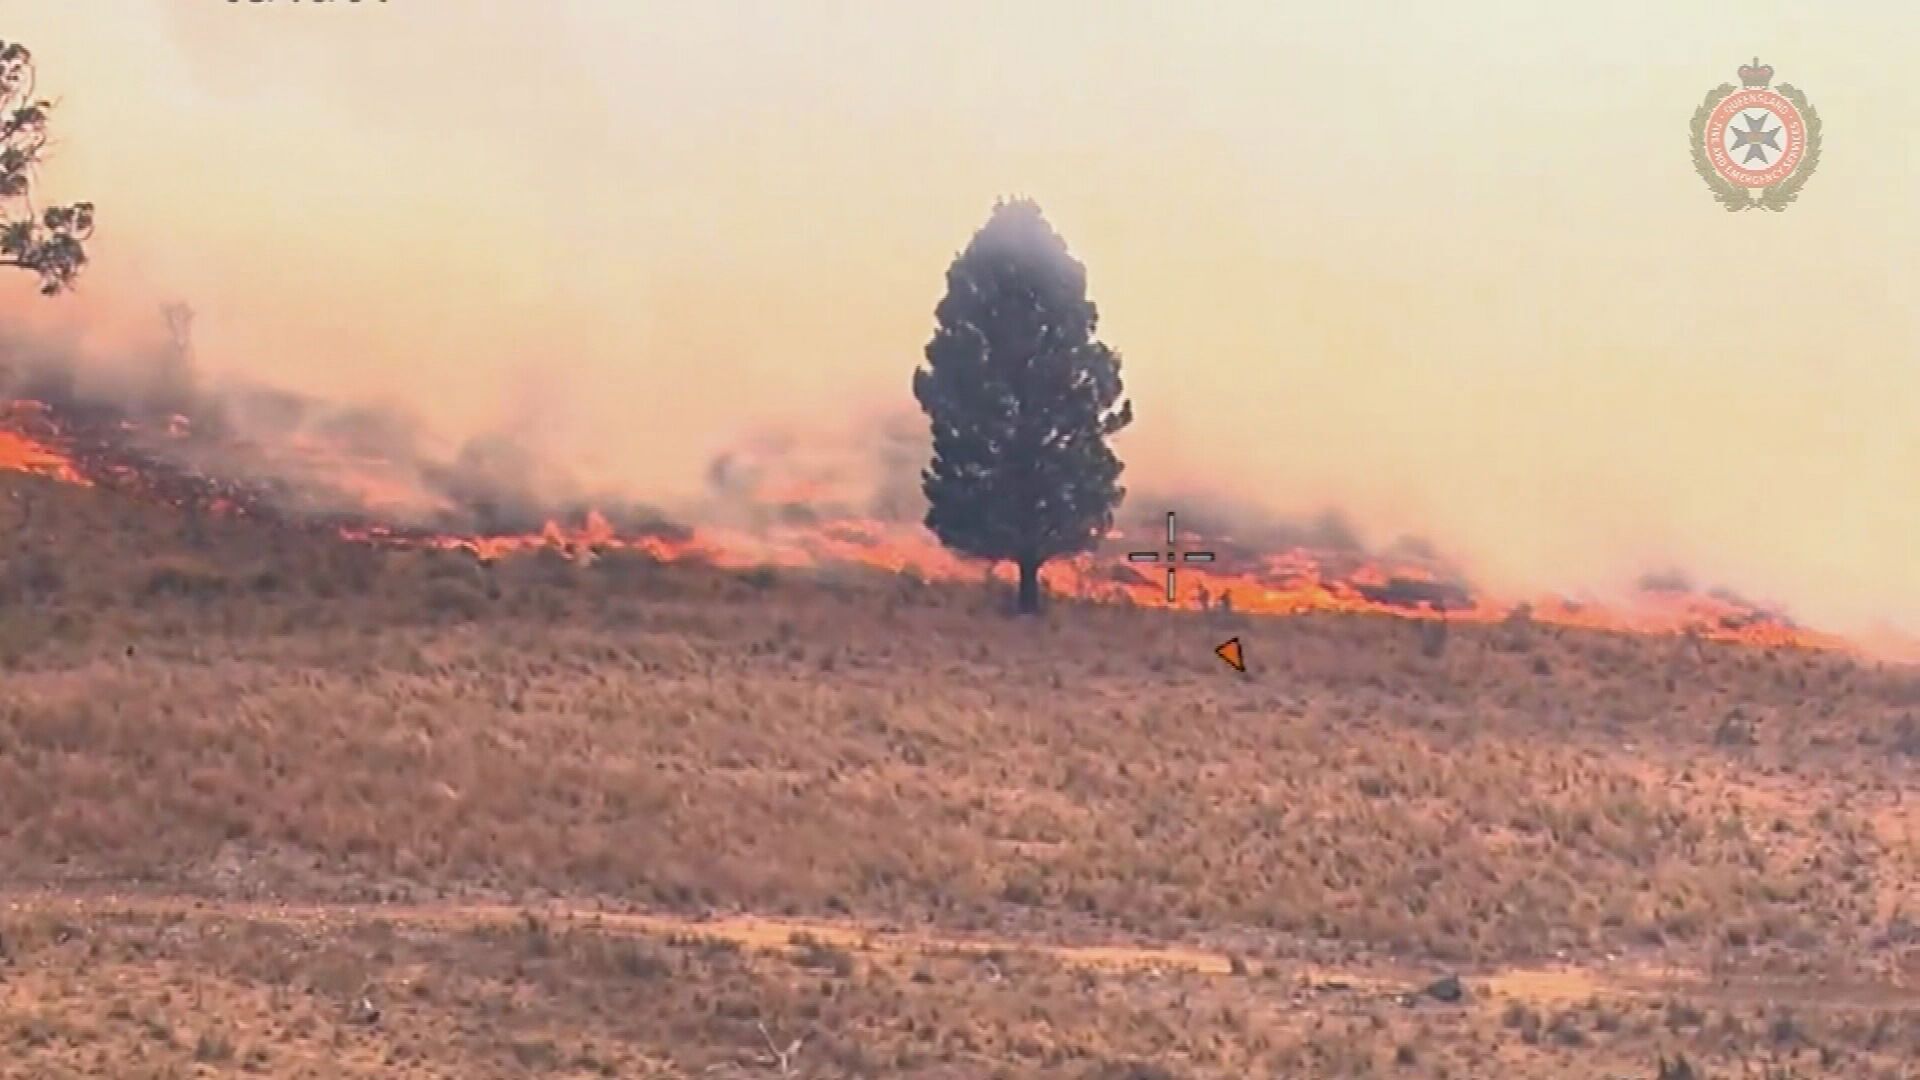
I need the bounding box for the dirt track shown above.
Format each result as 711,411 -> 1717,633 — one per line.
11,890 -> 1915,1014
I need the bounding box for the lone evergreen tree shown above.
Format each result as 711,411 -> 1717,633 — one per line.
0,41 -> 94,295
913,199 -> 1132,615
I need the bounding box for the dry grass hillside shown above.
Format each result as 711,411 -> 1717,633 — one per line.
1,471 -> 1917,1078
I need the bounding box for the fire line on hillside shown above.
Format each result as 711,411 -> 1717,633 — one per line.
0,395 -> 1868,655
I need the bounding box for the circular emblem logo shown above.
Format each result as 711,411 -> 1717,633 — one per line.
1704,89 -> 1804,188
1689,59 -> 1822,212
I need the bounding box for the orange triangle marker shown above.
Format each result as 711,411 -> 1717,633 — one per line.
1214,637 -> 1245,673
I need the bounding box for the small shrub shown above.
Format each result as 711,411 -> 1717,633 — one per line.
1656,1055 -> 1699,1080
422,578 -> 490,620
193,1028 -> 236,1063
612,941 -> 672,980
791,938 -> 855,977
140,556 -> 229,598
1085,1062 -> 1178,1080
1890,713 -> 1920,758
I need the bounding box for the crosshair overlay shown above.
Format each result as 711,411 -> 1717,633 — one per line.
1126,511 -> 1216,603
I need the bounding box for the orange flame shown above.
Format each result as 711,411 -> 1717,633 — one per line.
0,428 -> 89,487
0,395 -> 1902,658
0,402 -> 91,486
354,512 -> 1867,654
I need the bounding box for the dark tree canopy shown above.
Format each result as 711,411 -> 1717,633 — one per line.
912,198 -> 1133,614
0,41 -> 93,295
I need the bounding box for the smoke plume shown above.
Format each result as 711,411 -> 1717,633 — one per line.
6,2 -> 1920,639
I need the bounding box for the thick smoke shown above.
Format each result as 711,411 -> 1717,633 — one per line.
695,406 -> 1474,585
12,2 -> 1920,643
701,412 -> 926,527
0,304 -> 674,535
0,297 -> 1838,641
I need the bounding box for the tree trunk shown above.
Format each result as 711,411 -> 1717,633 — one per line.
1015,556 -> 1042,615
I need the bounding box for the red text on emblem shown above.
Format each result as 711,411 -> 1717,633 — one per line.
1703,89 -> 1805,188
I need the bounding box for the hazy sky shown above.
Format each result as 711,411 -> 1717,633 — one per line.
5,1 -> 1920,631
